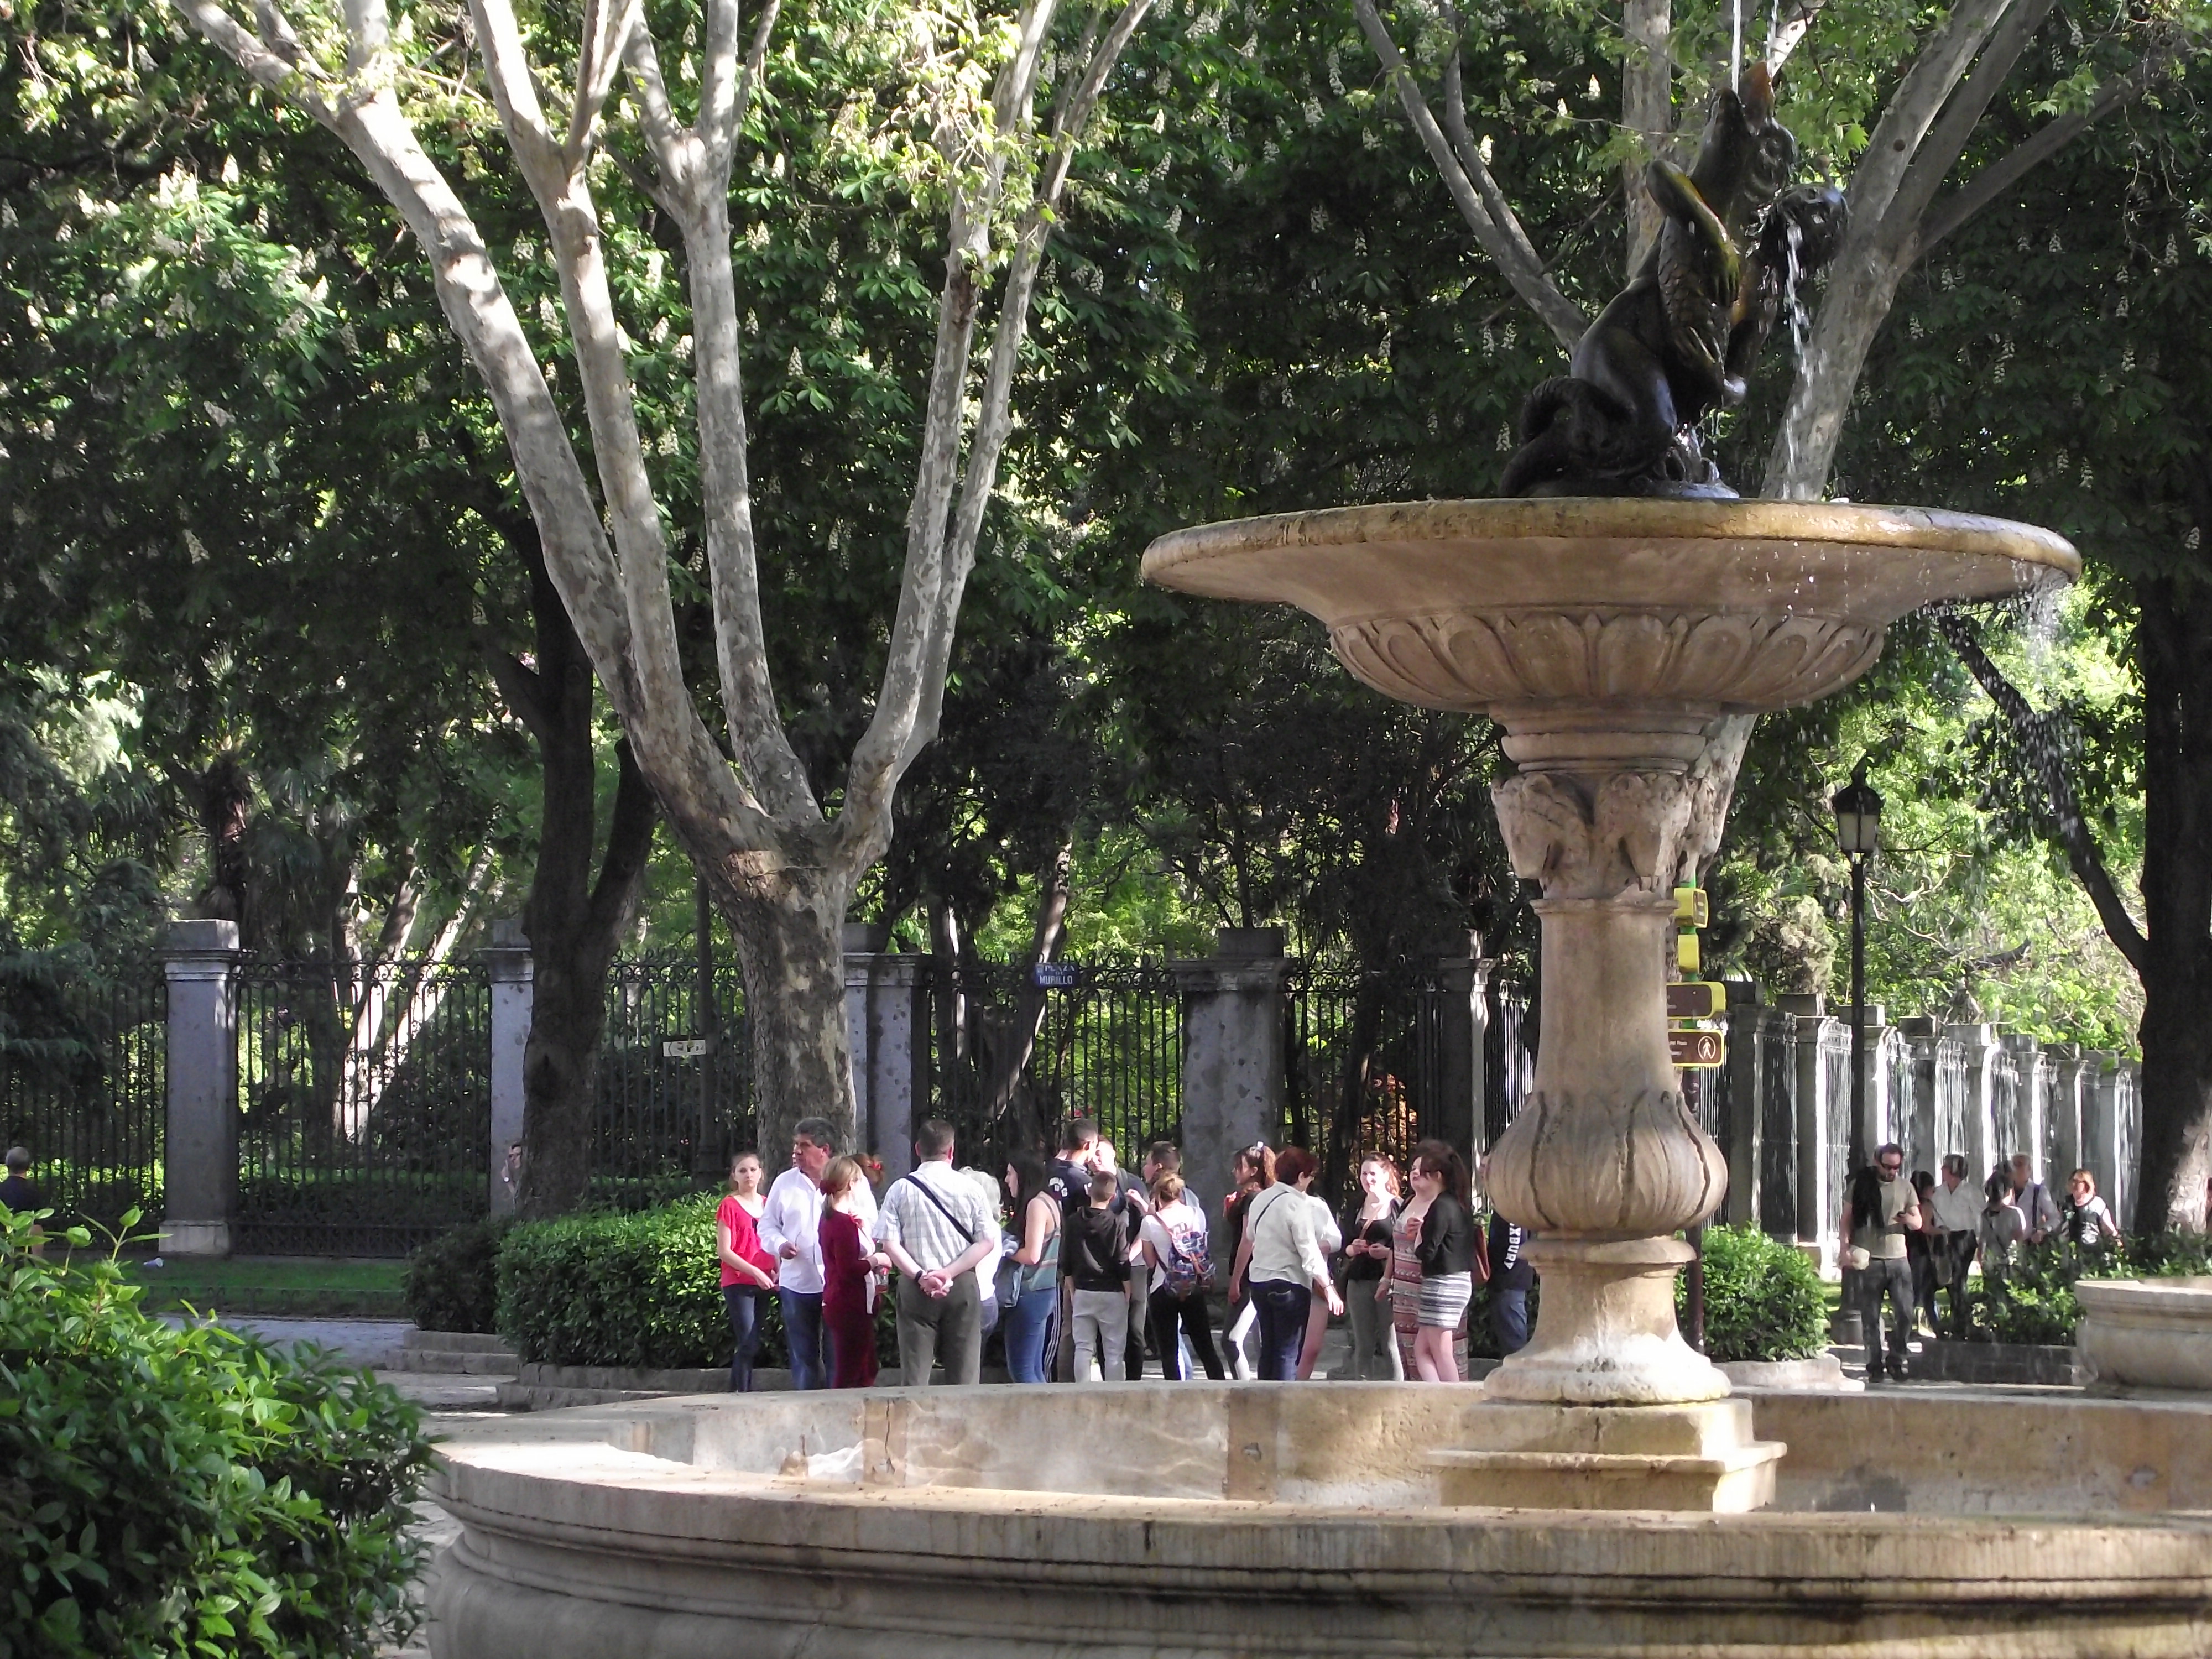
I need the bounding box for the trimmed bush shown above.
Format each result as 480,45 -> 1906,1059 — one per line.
1976,1233 -> 2212,1345
403,1214 -> 517,1334
494,1195 -> 914,1371
1682,1223 -> 1829,1362
497,1194 -> 789,1369
1,1208 -> 434,1658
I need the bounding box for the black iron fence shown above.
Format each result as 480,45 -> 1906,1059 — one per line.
926,961 -> 1186,1180
593,954 -> 753,1208
234,957 -> 492,1254
0,965 -> 165,1237
6,946 -> 1530,1253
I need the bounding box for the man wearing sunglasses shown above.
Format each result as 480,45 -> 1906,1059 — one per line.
1840,1142 -> 1923,1383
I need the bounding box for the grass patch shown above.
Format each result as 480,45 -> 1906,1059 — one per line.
125,1255 -> 409,1318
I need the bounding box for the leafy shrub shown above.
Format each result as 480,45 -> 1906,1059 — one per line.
404,1214 -> 517,1333
1975,1233 -> 2211,1345
497,1194 -> 789,1369
1681,1223 -> 1829,1362
0,1208 -> 433,1658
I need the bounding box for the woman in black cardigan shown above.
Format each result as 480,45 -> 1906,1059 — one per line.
1407,1139 -> 1485,1382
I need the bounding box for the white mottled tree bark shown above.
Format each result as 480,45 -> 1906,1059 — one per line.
176,0 -> 1154,1156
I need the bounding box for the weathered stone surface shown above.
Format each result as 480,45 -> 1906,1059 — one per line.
2078,1277 -> 2212,1394
1144,498 -> 2077,1412
428,1384 -> 2212,1659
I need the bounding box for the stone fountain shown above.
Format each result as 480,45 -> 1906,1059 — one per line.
422,78 -> 2212,1659
1140,494 -> 2075,1509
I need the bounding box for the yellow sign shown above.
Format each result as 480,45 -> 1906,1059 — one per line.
1676,931 -> 1700,974
1672,886 -> 1708,927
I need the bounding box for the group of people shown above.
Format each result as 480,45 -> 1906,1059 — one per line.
711,1115 -> 1535,1391
1840,1142 -> 2126,1380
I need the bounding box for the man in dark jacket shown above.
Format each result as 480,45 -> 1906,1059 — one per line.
1487,1210 -> 1533,1355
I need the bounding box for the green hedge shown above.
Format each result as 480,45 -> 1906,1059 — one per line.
403,1214 -> 517,1334
494,1195 -> 911,1371
1681,1224 -> 1830,1363
1,1208 -> 433,1658
1977,1233 -> 2212,1346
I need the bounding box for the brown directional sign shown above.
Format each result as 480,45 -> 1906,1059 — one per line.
1666,981 -> 1728,1020
1668,1027 -> 1726,1068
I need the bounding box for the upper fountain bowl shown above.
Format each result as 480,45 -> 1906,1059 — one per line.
1141,498 -> 2078,716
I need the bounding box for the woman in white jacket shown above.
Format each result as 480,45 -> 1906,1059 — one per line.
1230,1146 -> 1342,1381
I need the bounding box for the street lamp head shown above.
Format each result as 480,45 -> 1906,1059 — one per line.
1830,761 -> 1884,858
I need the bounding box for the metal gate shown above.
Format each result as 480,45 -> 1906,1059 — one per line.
594,955 -> 753,1207
926,960 -> 1183,1180
234,957 -> 491,1254
0,963 -> 165,1238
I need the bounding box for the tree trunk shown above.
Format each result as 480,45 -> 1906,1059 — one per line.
2133,572 -> 2212,1232
705,847 -> 854,1167
501,532 -> 659,1218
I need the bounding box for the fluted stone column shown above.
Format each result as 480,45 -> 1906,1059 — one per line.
1948,1022 -> 2001,1181
160,920 -> 240,1258
2046,1045 -> 2085,1181
1898,1017 -> 1943,1178
1483,735 -> 1734,1406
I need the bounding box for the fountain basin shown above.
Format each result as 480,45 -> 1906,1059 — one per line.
2078,1277 -> 2212,1393
1140,498 -> 2078,718
429,1384 -> 2212,1659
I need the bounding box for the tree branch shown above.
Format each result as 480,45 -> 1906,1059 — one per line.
1935,609 -> 2148,972
1881,0 -> 2057,258
1919,38 -> 2188,257
1846,0 -> 2011,230
627,3 -> 817,823
838,1 -> 1156,872
1352,0 -> 1585,349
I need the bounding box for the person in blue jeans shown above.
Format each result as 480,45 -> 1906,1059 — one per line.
758,1116 -> 876,1390
1000,1151 -> 1062,1383
1228,1147 -> 1340,1381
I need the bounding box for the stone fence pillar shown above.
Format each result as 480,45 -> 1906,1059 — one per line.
1174,928 -> 1292,1232
1776,997 -> 1832,1251
160,919 -> 239,1258
485,920 -> 532,1216
1898,1016 -> 1943,1176
1430,935 -> 1490,1164
1947,1023 -> 2001,1183
843,924 -> 927,1180
2045,1045 -> 2085,1182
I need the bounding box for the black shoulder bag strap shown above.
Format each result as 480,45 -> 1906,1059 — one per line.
896,1172 -> 984,1245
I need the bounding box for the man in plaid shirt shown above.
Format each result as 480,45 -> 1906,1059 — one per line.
875,1119 -> 997,1385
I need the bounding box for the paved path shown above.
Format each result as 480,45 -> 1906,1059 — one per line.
163,1313 -> 419,1367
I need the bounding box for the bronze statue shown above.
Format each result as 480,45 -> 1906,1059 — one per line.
1501,66 -> 1846,499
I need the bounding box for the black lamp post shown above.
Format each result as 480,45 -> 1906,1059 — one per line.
1830,762 -> 1884,1175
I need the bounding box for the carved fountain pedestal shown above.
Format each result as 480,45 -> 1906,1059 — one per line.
1142,496 -> 2077,1510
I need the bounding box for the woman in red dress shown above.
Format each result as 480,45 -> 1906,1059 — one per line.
817,1156 -> 884,1388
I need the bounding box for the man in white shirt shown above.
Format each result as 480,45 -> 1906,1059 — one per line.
875,1119 -> 995,1385
1924,1154 -> 1983,1338
758,1115 -> 877,1390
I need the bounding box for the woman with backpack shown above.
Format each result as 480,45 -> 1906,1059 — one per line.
1140,1170 -> 1226,1379
1000,1151 -> 1062,1384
